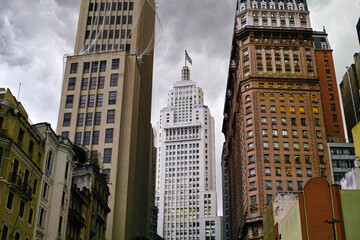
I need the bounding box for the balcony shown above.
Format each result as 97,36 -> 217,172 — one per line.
68,209 -> 85,228
8,173 -> 33,201
0,129 -> 8,137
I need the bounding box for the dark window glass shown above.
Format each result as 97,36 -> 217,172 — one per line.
85,30 -> 90,39
110,16 -> 115,24
91,30 -> 96,39
79,95 -> 86,108
99,16 -> 104,25
86,113 -> 93,126
70,63 -> 78,74
92,131 -> 100,145
64,161 -> 69,180
100,3 -> 105,11
68,78 -> 76,90
116,16 -> 121,24
65,95 -> 73,108
103,30 -> 108,39
63,113 -> 71,126
18,128 -> 25,142
100,60 -> 106,72
61,132 -> 69,138
115,30 -> 120,38
93,16 -> 98,25
58,216 -> 63,234
88,95 -> 95,107
77,113 -> 84,126
110,74 -> 118,86
106,2 -> 111,10
95,112 -> 101,125
126,44 -> 131,53
118,2 -> 122,10
6,192 -> 14,210
1,225 -> 8,240
94,3 -> 98,11
92,61 -> 98,72
81,78 -> 88,89
107,110 -> 115,123
28,208 -> 33,225
105,128 -> 114,143
121,30 -> 125,39
127,30 -> 131,39
96,94 -> 103,107
109,91 -> 117,104
103,169 -> 110,184
109,30 -> 114,39
129,2 -> 133,10
90,77 -> 97,89
112,59 -> 120,69
98,77 -> 105,89
83,131 -> 91,145
128,15 -> 132,24
104,148 -> 112,163
112,2 -> 117,10
123,2 -> 128,10
105,16 -> 109,24
122,16 -> 127,24
75,132 -> 82,145
28,141 -> 34,154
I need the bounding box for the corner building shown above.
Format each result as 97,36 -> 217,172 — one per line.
155,66 -> 222,239
222,0 -> 331,239
56,0 -> 156,239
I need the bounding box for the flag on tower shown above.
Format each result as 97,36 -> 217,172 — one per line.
185,50 -> 192,65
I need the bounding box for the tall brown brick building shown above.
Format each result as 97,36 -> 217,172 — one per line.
222,0 -> 335,239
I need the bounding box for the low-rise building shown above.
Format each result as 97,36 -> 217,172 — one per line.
0,88 -> 44,240
33,123 -> 76,240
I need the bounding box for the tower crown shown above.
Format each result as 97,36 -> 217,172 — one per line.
181,66 -> 190,81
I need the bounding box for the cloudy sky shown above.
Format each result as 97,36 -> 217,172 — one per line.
1,0 -> 359,213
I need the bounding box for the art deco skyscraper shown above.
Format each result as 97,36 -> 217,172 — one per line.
155,66 -> 222,239
56,0 -> 156,239
222,0 -> 332,239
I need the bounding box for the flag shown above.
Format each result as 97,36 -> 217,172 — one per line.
185,50 -> 192,65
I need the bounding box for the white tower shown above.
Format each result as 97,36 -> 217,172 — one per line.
155,66 -> 222,239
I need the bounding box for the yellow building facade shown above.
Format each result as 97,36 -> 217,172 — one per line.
0,88 -> 44,240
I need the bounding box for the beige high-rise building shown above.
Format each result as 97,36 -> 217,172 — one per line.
56,0 -> 156,239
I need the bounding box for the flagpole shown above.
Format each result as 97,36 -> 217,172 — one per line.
185,50 -> 187,67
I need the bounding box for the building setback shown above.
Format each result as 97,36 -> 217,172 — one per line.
155,66 -> 222,239
222,0 -> 333,238
55,0 -> 156,239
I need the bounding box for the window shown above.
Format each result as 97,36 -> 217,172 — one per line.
265,167 -> 270,176
110,74 -> 118,86
94,112 -> 101,125
247,130 -> 253,138
112,59 -> 120,69
76,113 -> 84,126
105,128 -> 114,143
109,91 -> 117,104
104,148 -> 112,163
83,131 -> 91,145
274,142 -> 279,149
276,167 -> 281,176
291,118 -> 296,126
90,77 -> 96,89
79,95 -> 86,108
250,195 -> 257,205
86,113 -> 93,126
318,143 -> 324,150
6,192 -> 14,210
330,94 -> 335,101
276,181 -> 282,189
264,154 -> 270,163
294,142 -> 299,150
246,118 -> 253,126
248,142 -> 254,151
262,129 -> 268,136
333,114 -> 338,122
58,216 -> 63,236
279,94 -> 285,102
70,63 -> 78,74
103,169 -> 110,184
33,179 -> 38,195
269,94 -> 275,101
295,155 -> 300,163
250,181 -> 256,190
63,113 -> 71,126
307,168 -> 312,177
38,207 -> 46,227
304,142 -> 309,151
263,142 -> 269,149
96,94 -> 103,107
315,118 -> 320,126
272,129 -> 278,137
271,117 -> 277,125
97,77 -> 105,89
271,105 -> 276,113
301,118 -> 306,126
249,169 -> 256,177
75,132 -> 82,145
122,16 -> 127,24
285,155 -> 290,163
283,142 -> 289,150
65,95 -> 73,108
91,61 -> 98,73
92,131 -> 100,145
281,117 -> 287,125
316,130 -> 322,138
290,106 -> 295,113
326,69 -> 331,74
88,95 -> 95,107
260,93 -> 265,101
287,181 -> 293,190
289,94 -> 294,102
107,110 -> 115,123
313,107 -> 319,114
305,155 -> 311,163
302,130 -> 308,138
266,181 -> 272,189
261,117 -> 267,124
81,78 -> 88,90
1,225 -> 8,240
68,78 -> 76,90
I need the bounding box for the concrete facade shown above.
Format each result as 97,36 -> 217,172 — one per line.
155,66 -> 222,239
56,0 -> 156,239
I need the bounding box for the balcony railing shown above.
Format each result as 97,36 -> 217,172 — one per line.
0,129 -> 8,137
68,209 -> 85,228
8,173 -> 33,201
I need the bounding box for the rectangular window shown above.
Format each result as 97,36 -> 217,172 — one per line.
68,78 -> 76,90
105,128 -> 114,143
86,113 -> 93,126
104,148 -> 112,163
100,60 -> 106,72
77,113 -> 84,126
122,16 -> 127,24
94,112 -> 101,125
38,207 -> 46,227
83,131 -> 91,145
42,181 -> 49,199
116,16 -> 121,24
129,2 -> 133,10
110,16 -> 115,24
118,2 -> 122,10
266,181 -> 271,189
88,95 -> 95,107
107,110 -> 115,123
96,94 -> 103,107
70,63 -> 78,74
79,95 -> 86,108
58,216 -> 63,235
81,78 -> 88,90
18,200 -> 25,218
75,132 -> 82,145
103,169 -> 110,184
90,77 -> 97,89
65,95 -> 74,108
112,59 -> 120,69
92,131 -> 100,145
121,30 -> 126,39
128,15 -> 133,24
6,192 -> 14,210
63,113 -> 71,126
115,30 -> 120,38
110,74 -> 118,86
109,91 -> 117,104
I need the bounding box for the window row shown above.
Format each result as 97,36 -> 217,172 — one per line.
69,59 -> 119,74
83,43 -> 131,54
65,92 -> 117,109
249,154 -> 325,165
85,28 -> 132,40
87,15 -> 133,26
247,141 -> 324,151
74,128 -> 114,145
67,74 -> 119,91
246,117 -> 322,127
247,128 -> 322,139
88,1 -> 133,12
63,109 -> 115,127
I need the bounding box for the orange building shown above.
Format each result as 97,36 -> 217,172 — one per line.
313,31 -> 345,141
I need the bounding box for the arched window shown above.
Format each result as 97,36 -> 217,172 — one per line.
260,93 -> 265,101
298,94 -> 304,102
269,94 -> 275,102
311,95 -> 317,102
1,225 -> 9,240
245,95 -> 251,103
45,150 -> 53,173
289,94 -> 294,102
279,94 -> 285,102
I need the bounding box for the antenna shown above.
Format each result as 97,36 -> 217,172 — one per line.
17,83 -> 21,101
